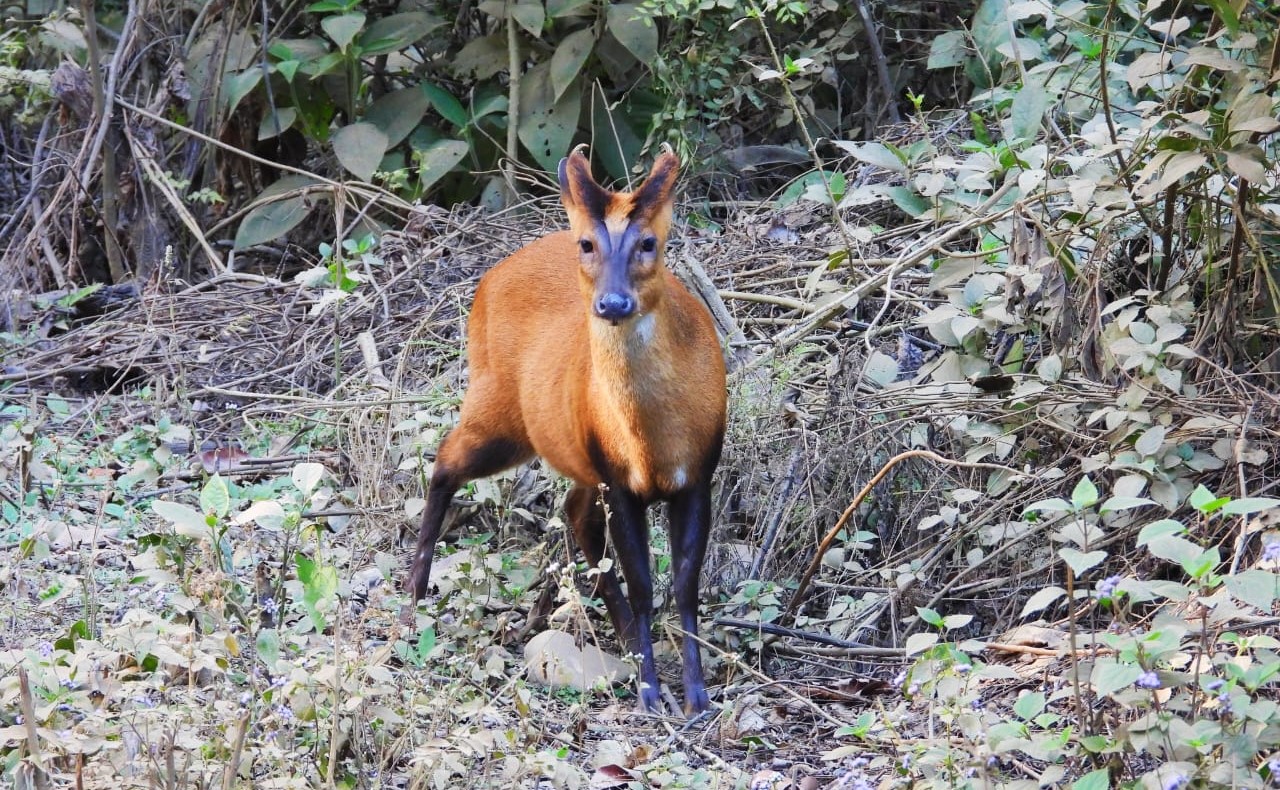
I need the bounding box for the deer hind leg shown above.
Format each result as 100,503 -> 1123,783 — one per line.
565,485 -> 639,648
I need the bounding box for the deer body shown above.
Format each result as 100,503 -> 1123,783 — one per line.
408,149 -> 726,715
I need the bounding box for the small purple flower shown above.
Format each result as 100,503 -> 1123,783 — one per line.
1096,575 -> 1123,599
956,663 -> 971,674
901,754 -> 912,770
262,597 -> 279,616
1263,541 -> 1280,563
1135,670 -> 1161,690
907,683 -> 920,696
37,641 -> 54,657
892,670 -> 907,688
1163,774 -> 1188,790
1206,679 -> 1225,692
275,704 -> 295,723
970,698 -> 984,711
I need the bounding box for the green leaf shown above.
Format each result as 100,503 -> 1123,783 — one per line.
321,12 -> 365,51
1133,425 -> 1166,457
510,0 -> 545,36
833,140 -> 906,173
607,3 -> 656,62
548,0 -> 593,16
200,475 -> 231,519
550,28 -> 595,102
291,462 -> 326,498
359,12 -> 443,55
1059,548 -> 1107,576
256,628 -> 280,668
415,138 -> 469,192
224,68 -> 262,114
1136,519 -> 1185,545
1181,546 -> 1220,580
296,553 -> 338,632
916,607 -> 944,628
416,626 -> 437,663
235,175 -> 319,249
364,87 -> 431,147
152,500 -> 208,538
1020,585 -> 1065,617
887,186 -> 930,218
332,122 -> 389,181
1072,769 -> 1112,790
904,632 -> 938,656
1224,570 -> 1278,612
1145,534 -> 1204,566
1091,658 -> 1143,697
927,30 -> 967,69
517,62 -> 581,172
1189,485 -> 1230,514
1071,477 -> 1099,510
1024,497 -> 1071,514
1222,497 -> 1280,516
423,83 -> 469,129
258,106 -> 298,140
1010,77 -> 1049,141
1012,691 -> 1045,721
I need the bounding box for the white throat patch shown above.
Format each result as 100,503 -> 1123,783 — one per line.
632,313 -> 656,345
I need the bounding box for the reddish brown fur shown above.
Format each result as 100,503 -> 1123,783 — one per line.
409,150 -> 726,715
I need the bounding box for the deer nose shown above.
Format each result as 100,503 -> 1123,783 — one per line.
594,292 -> 636,322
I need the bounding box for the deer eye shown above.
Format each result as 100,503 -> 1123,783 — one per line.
579,239 -> 594,254
639,236 -> 657,253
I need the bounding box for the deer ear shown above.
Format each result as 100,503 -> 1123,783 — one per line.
559,145 -> 602,214
634,149 -> 680,215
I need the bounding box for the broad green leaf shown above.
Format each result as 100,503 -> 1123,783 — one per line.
510,0 -> 545,36
1134,425 -> 1166,457
1020,585 -> 1065,617
235,192 -> 310,249
291,462 -> 326,498
942,613 -> 973,630
607,3 -> 656,62
1072,769 -> 1112,790
928,30 -> 967,69
1091,658 -> 1143,697
1136,518 -> 1186,545
258,106 -> 297,140
1223,144 -> 1267,184
365,87 -> 431,147
152,500 -> 208,538
1224,570 -> 1278,612
224,68 -> 262,114
1145,534 -> 1204,565
201,475 -> 231,519
1010,77 -> 1050,140
1180,546 -> 1219,580
1024,497 -> 1071,514
887,186 -> 930,218
234,500 -> 286,530
1013,691 -> 1045,721
255,627 -> 280,668
548,0 -> 593,16
296,553 -> 338,632
415,139 -> 469,192
904,632 -> 938,656
1059,548 -> 1107,576
423,83 -> 468,128
452,34 -> 507,79
321,12 -> 365,51
589,89 -> 643,180
332,122 -> 389,181
1071,476 -> 1099,510
1222,497 -> 1280,516
916,607 -> 944,628
517,63 -> 581,172
359,12 -> 443,56
832,140 -> 906,173
1189,484 -> 1230,514
550,28 -> 595,102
